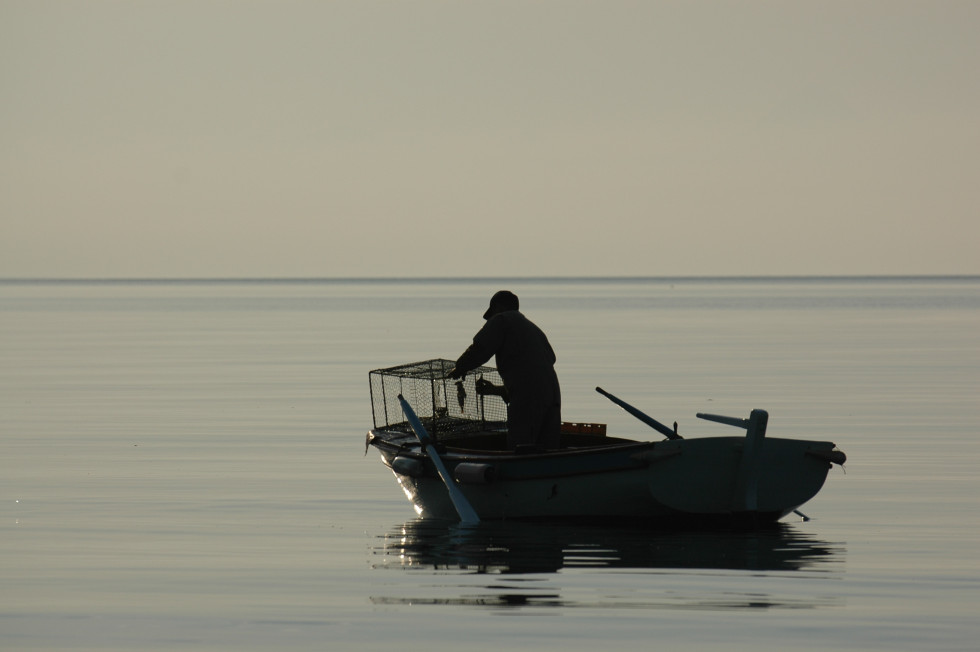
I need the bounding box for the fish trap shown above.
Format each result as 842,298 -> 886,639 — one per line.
369,359 -> 507,440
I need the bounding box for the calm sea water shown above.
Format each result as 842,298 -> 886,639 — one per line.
2,277 -> 978,651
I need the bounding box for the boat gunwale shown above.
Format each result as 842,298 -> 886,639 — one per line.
366,427 -> 661,463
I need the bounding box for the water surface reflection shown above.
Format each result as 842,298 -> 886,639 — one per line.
370,519 -> 846,611
374,519 -> 842,573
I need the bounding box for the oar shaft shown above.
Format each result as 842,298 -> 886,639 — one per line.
595,387 -> 681,440
397,395 -> 480,524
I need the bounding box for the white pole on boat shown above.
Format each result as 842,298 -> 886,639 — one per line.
397,394 -> 480,525
732,409 -> 768,512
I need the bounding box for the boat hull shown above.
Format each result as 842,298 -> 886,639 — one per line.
366,429 -> 843,524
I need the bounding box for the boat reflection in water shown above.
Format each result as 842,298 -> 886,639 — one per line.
370,519 -> 846,610
375,518 -> 842,574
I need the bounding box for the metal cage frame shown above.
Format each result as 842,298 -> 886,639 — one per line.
369,359 -> 507,440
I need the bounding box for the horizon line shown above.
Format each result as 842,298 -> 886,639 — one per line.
2,274 -> 978,285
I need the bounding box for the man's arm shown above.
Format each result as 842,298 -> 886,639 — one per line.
448,316 -> 505,379
449,342 -> 490,379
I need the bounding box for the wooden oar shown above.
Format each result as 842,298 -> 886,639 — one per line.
397,394 -> 480,525
595,387 -> 682,440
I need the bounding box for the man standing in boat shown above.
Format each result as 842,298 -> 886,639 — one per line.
449,290 -> 562,452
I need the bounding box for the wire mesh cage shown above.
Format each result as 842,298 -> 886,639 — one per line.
369,359 -> 507,440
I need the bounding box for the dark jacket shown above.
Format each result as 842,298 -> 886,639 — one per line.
454,310 -> 561,449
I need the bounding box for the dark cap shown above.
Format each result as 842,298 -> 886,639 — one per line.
483,290 -> 519,319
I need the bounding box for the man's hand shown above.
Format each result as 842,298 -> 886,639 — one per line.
448,366 -> 464,380
475,378 -> 509,402
474,377 -> 494,393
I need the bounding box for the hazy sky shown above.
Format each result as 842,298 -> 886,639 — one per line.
2,1 -> 978,278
